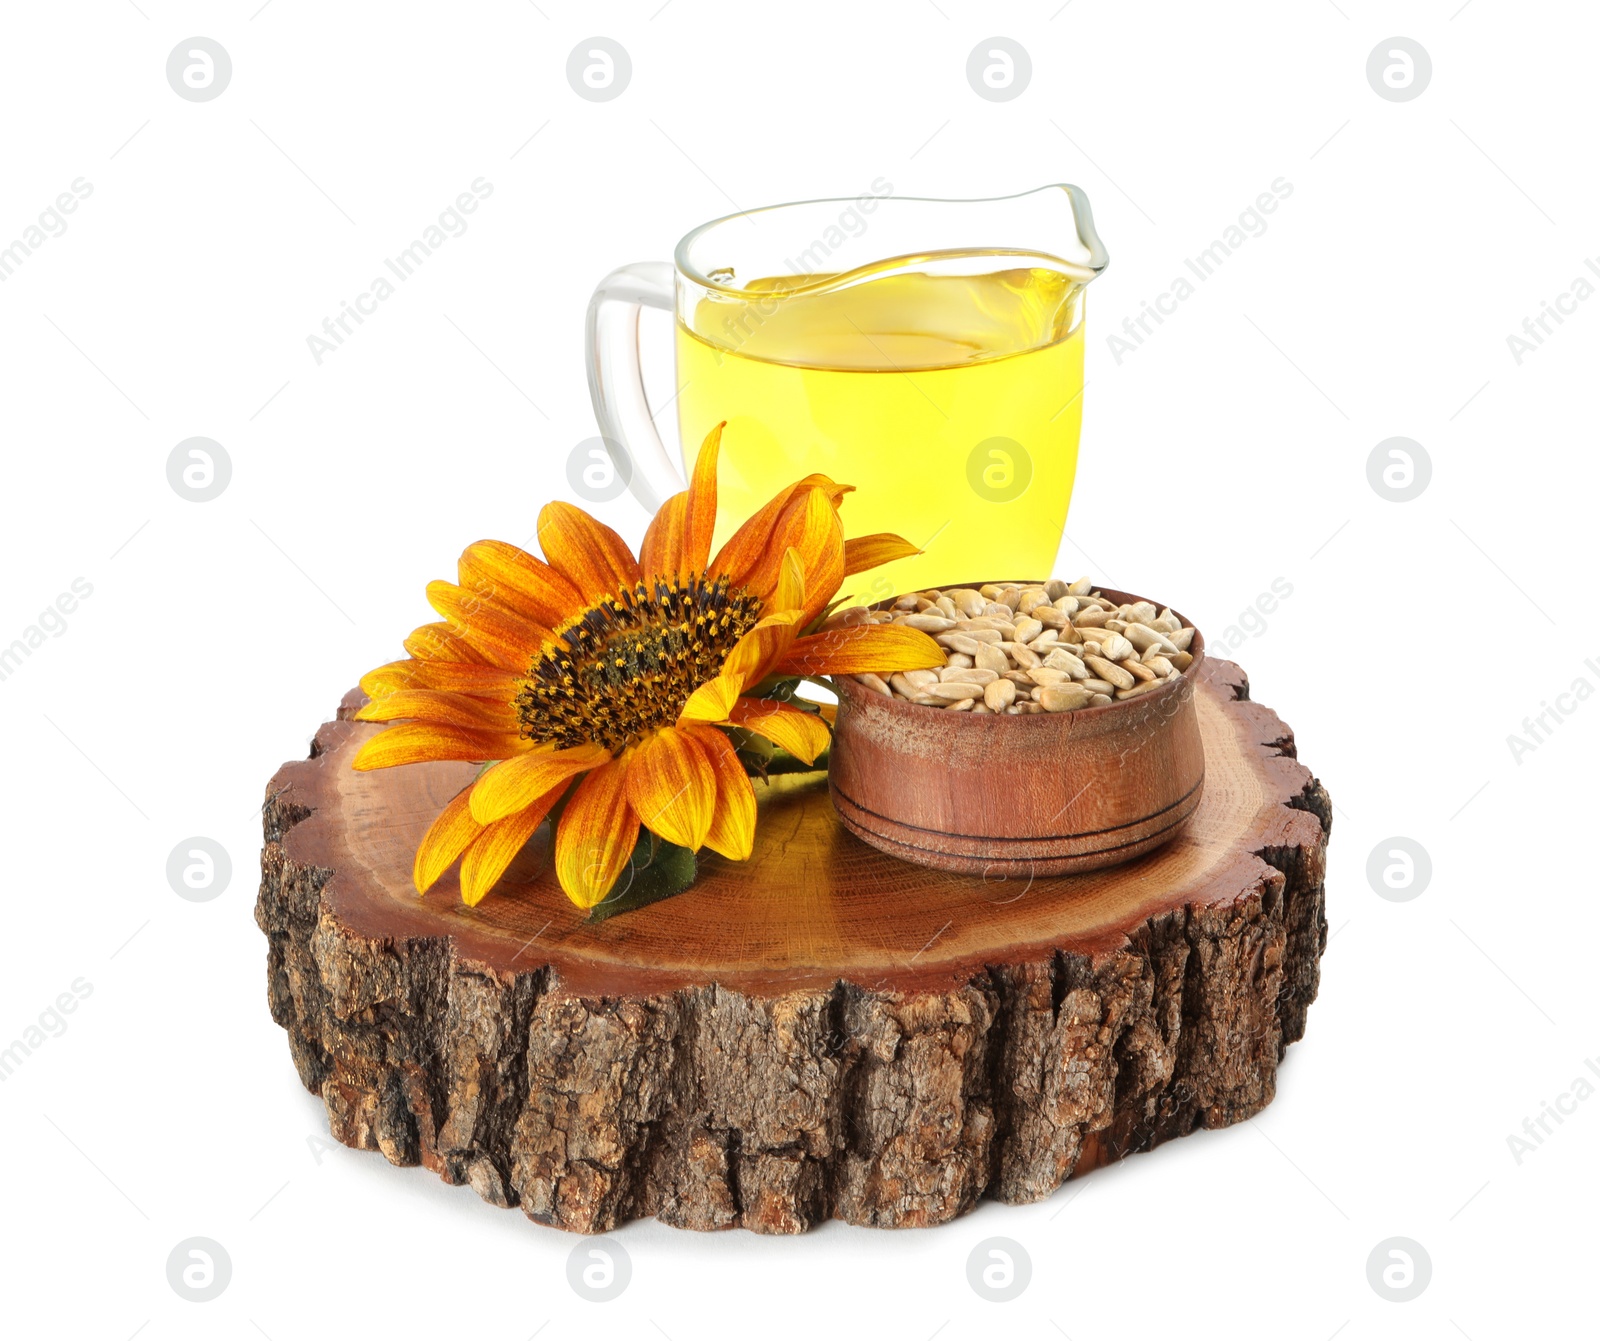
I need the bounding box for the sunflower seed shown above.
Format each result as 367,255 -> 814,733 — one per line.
984,678 -> 1016,711
975,643 -> 1011,674
1039,683 -> 1094,712
1100,633 -> 1135,663
1116,678 -> 1166,700
870,579 -> 1197,713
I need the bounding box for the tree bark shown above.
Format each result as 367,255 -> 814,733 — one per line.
256,657 -> 1330,1234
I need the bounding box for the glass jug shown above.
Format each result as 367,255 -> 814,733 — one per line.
586,184 -> 1108,597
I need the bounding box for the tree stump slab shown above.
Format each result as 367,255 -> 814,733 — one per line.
256,657 -> 1330,1234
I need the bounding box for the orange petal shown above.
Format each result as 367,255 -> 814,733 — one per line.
361,659 -> 523,701
352,723 -> 528,771
681,724 -> 756,861
709,474 -> 849,587
721,610 -> 805,691
426,581 -> 551,671
739,487 -> 844,625
468,742 -> 610,824
458,778 -> 571,907
727,697 -> 832,765
678,671 -> 743,725
361,659 -> 422,698
842,532 -> 922,578
683,421 -> 724,577
405,621 -> 490,665
638,491 -> 690,584
774,624 -> 946,676
354,689 -> 517,732
625,726 -> 717,850
457,539 -> 582,628
536,500 -> 640,602
554,756 -> 639,908
413,787 -> 482,894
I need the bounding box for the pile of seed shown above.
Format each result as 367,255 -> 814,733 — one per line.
830,578 -> 1196,715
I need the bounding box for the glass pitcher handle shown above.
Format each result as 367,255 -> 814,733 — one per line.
585,261 -> 681,513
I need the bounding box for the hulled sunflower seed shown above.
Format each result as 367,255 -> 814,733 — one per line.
862,578 -> 1196,713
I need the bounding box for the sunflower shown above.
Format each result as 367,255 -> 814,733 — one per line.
353,423 -> 943,910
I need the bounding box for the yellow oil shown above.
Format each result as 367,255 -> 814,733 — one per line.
676,258 -> 1087,600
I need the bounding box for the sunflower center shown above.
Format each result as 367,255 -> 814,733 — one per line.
515,573 -> 762,752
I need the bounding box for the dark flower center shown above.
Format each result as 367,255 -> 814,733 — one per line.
516,574 -> 762,752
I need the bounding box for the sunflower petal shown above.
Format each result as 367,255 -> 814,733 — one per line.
469,742 -> 610,824
554,756 -> 638,908
721,610 -> 805,690
775,624 -> 946,676
457,539 -> 582,627
413,787 -> 482,894
638,491 -> 690,583
404,621 -> 490,665
354,689 -> 517,732
360,660 -> 422,698
842,532 -> 923,578
739,487 -> 844,625
426,581 -> 551,670
709,474 -> 849,587
625,726 -> 717,850
536,500 -> 640,601
773,546 -> 806,616
683,421 -> 724,576
678,671 -> 743,725
458,778 -> 571,907
727,697 -> 832,765
361,659 -> 523,701
352,723 -> 528,771
680,724 -> 756,861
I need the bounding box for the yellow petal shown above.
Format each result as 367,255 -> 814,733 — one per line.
536,499 -> 640,602
354,689 -> 517,732
413,787 -> 482,894
721,610 -> 805,691
842,532 -> 922,578
457,539 -> 582,628
683,724 -> 756,862
727,697 -> 832,765
773,546 -> 806,615
624,726 -> 717,850
458,779 -> 571,907
774,624 -> 945,676
554,756 -> 638,908
677,671 -> 743,725
468,742 -> 610,824
352,723 -> 527,771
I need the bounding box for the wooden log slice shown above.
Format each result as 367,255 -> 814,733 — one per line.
256,656 -> 1330,1235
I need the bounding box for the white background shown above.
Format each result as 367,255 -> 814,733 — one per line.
2,2 -> 1596,1338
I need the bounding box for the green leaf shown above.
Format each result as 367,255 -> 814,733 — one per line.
586,830 -> 698,923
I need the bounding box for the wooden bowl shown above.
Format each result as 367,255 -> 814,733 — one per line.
829,587 -> 1206,876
